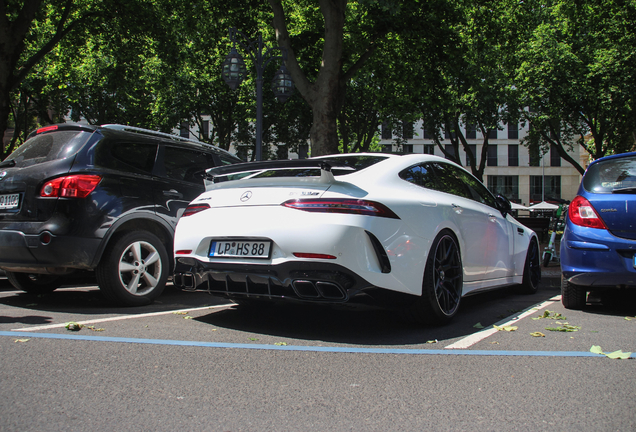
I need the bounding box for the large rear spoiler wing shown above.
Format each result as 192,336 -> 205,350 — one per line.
205,159 -> 355,184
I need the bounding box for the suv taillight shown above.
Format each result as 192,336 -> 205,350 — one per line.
568,195 -> 607,229
40,175 -> 102,198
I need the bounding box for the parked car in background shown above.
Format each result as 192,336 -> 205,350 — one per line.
560,151 -> 636,309
0,123 -> 241,305
173,154 -> 541,324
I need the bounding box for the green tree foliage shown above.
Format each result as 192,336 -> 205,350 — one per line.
514,0 -> 636,172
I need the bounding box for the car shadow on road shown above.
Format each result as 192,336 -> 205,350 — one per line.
194,277 -> 565,346
0,279 -> 229,316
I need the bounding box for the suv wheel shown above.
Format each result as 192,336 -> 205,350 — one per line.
96,231 -> 168,306
5,271 -> 64,295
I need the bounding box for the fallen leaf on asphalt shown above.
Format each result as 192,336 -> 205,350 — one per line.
172,311 -> 188,315
606,350 -> 632,360
625,317 -> 634,321
532,310 -> 567,320
590,346 -> 632,359
14,339 -> 30,343
248,338 -> 259,341
545,323 -> 580,332
530,332 -> 545,337
86,326 -> 105,331
473,322 -> 484,329
274,342 -> 288,346
493,325 -> 518,332
65,322 -> 83,331
184,316 -> 192,320
426,339 -> 438,344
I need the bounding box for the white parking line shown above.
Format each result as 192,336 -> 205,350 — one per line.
11,304 -> 234,332
444,295 -> 562,349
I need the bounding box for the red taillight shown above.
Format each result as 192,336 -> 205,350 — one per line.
40,175 -> 101,198
568,195 -> 607,229
36,125 -> 58,134
293,252 -> 337,260
183,203 -> 210,217
282,198 -> 400,219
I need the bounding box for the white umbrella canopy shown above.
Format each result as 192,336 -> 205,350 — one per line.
528,201 -> 559,211
511,202 -> 529,210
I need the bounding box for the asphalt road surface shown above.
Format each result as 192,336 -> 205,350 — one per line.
1,268 -> 635,432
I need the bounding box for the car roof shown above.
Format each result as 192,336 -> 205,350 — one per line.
28,123 -> 239,160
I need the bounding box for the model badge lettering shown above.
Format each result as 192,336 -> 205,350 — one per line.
601,208 -> 617,212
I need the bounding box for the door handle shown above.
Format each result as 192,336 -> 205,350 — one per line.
163,189 -> 183,199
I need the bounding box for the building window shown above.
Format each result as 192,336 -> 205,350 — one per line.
403,144 -> 413,153
465,123 -> 476,139
487,145 -> 498,166
487,128 -> 497,139
423,144 -> 435,155
465,144 -> 476,165
403,121 -> 413,140
508,145 -> 519,166
381,122 -> 392,140
530,175 -> 561,201
445,145 -> 456,160
528,146 -> 541,167
201,120 -> 209,139
550,144 -> 561,167
180,122 -> 189,138
507,122 -> 518,139
444,128 -> 456,140
423,126 -> 433,139
487,176 -> 519,201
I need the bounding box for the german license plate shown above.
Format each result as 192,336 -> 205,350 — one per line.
0,193 -> 20,210
209,239 -> 272,259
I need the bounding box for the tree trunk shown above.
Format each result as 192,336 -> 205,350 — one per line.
269,0 -> 376,157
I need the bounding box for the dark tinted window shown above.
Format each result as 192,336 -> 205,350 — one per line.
110,141 -> 158,173
399,164 -> 437,189
7,131 -> 90,168
583,155 -> 636,193
430,162 -> 472,199
163,146 -> 217,183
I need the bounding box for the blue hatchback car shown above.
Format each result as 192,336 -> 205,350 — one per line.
560,151 -> 636,309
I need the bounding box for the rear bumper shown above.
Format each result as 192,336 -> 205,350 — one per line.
0,230 -> 100,273
173,257 -> 413,307
560,225 -> 636,288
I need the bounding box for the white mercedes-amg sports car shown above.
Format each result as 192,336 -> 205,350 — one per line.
173,153 -> 541,324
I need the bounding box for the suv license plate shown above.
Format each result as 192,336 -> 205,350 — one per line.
209,240 -> 272,259
0,193 -> 20,209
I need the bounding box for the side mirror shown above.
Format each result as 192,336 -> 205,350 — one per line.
495,194 -> 512,217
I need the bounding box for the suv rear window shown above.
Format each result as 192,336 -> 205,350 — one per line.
583,155 -> 636,193
7,131 -> 90,168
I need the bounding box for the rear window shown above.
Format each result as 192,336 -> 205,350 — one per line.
583,155 -> 636,193
6,131 -> 90,168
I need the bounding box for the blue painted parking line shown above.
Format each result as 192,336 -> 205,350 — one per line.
2,331 -> 632,358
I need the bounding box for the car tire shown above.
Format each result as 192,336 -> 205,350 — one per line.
518,239 -> 541,294
5,271 -> 64,295
408,230 -> 463,325
561,275 -> 586,310
96,231 -> 168,306
542,251 -> 551,268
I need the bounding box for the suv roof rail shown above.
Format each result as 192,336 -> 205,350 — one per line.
100,124 -> 208,146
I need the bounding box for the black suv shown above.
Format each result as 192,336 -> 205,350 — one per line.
0,123 -> 241,305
